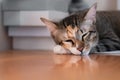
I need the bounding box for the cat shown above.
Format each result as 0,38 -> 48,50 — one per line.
68,0 -> 89,14
40,3 -> 120,55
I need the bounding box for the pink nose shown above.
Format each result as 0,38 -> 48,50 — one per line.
77,47 -> 84,51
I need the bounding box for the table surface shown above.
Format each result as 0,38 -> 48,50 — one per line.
0,50 -> 120,80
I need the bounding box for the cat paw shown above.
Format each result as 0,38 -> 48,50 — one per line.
69,48 -> 81,55
53,45 -> 70,54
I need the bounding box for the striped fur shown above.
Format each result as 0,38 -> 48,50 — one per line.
41,4 -> 120,55
59,10 -> 120,53
91,11 -> 120,53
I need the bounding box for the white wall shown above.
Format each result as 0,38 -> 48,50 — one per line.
117,0 -> 120,10
3,0 -> 119,12
3,0 -> 70,12
98,0 -> 117,10
0,0 -> 11,51
84,0 -> 118,11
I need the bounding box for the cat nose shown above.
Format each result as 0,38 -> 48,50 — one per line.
77,47 -> 84,51
76,39 -> 84,51
77,41 -> 84,51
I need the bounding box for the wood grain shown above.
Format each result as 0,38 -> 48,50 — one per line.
0,50 -> 120,80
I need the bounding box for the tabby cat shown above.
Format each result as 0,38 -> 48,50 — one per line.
40,3 -> 120,55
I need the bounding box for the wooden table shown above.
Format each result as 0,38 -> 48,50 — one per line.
0,50 -> 120,80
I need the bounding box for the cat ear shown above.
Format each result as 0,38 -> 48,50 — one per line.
40,17 -> 57,33
84,3 -> 97,22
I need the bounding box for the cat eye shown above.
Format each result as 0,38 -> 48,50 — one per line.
65,39 -> 74,45
82,33 -> 88,41
81,31 -> 96,41
89,31 -> 96,33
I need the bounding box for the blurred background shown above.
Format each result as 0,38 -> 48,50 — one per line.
0,0 -> 120,51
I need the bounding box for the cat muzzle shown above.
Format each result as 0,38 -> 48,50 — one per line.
77,47 -> 84,52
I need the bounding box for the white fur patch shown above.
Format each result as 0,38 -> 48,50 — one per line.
53,45 -> 70,54
69,47 -> 81,55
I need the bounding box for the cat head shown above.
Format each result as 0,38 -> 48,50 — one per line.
40,3 -> 98,55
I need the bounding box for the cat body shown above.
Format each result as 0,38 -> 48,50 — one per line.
40,4 -> 120,55
60,10 -> 120,53
94,11 -> 120,52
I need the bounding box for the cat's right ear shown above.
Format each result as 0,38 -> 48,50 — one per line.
40,17 -> 57,33
84,3 -> 97,22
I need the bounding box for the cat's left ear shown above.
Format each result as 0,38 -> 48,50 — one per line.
84,3 -> 97,22
40,17 -> 57,33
